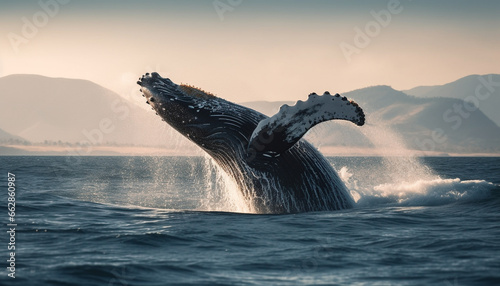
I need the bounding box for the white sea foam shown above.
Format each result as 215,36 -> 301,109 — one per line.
198,156 -> 254,213
334,122 -> 498,208
342,169 -> 495,208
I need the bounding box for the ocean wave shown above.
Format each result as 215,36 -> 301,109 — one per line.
339,166 -> 498,208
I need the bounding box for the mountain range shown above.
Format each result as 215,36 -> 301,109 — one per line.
244,82 -> 500,155
0,74 -> 190,148
404,74 -> 500,127
0,74 -> 499,156
0,127 -> 25,142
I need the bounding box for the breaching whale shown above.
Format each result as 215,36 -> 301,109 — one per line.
137,72 -> 365,213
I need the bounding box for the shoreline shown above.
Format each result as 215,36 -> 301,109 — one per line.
1,144 -> 499,157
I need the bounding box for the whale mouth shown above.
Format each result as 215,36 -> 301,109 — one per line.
137,72 -> 179,104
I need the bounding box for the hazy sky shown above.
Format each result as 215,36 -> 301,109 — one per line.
1,0 -> 499,102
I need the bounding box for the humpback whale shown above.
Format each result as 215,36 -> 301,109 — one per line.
137,72 -> 365,213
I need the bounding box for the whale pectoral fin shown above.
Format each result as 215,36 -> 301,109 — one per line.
247,92 -> 365,157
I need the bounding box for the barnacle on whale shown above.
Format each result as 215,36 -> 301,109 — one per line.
179,84 -> 216,99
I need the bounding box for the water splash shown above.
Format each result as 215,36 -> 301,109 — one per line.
361,124 -> 435,181
343,168 -> 495,208
198,155 -> 254,213
69,117 -> 494,212
338,124 -> 496,208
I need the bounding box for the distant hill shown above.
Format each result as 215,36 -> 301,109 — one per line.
404,74 -> 500,126
0,74 -> 191,149
0,127 -> 27,143
346,85 -> 500,153
244,85 -> 500,154
1,74 -> 499,155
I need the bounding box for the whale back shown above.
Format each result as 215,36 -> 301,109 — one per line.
203,106 -> 354,213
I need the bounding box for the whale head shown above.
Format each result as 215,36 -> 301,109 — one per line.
137,72 -> 261,157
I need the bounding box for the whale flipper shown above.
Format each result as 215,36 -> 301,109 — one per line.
247,92 -> 365,157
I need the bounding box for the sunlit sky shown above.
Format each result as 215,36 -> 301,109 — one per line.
1,0 -> 499,102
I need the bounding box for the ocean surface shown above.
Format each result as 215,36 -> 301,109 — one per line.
1,156 -> 499,285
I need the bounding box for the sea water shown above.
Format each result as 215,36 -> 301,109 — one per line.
0,156 -> 499,285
